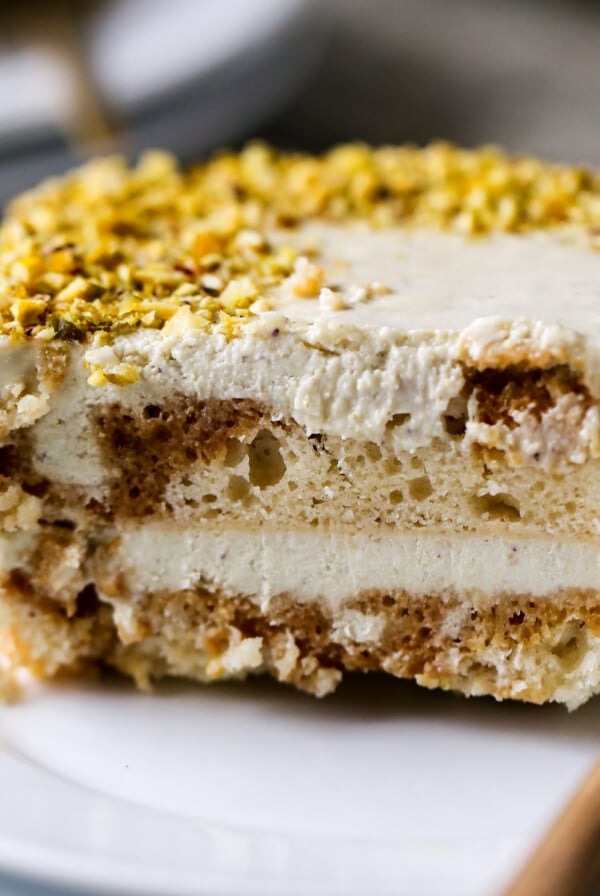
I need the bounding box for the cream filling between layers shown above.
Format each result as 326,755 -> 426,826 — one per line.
96,524 -> 600,612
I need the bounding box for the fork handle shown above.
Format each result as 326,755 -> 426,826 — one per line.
503,757 -> 600,896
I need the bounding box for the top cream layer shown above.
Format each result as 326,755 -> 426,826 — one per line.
274,223 -> 600,338
2,223 -> 600,477
83,224 -> 600,466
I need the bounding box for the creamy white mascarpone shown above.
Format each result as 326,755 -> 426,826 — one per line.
99,524 -> 600,612
274,224 -> 600,336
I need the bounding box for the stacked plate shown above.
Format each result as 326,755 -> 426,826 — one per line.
0,0 -> 322,203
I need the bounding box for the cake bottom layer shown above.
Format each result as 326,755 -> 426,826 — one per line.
2,574 -> 600,708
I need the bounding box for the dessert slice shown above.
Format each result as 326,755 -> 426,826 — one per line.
1,143 -> 600,707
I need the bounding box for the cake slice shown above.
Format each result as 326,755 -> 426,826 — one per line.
1,143 -> 600,707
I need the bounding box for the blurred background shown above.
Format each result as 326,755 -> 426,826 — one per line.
1,0 -> 600,205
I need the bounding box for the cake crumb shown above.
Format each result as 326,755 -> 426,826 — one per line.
287,257 -> 325,297
319,287 -> 346,312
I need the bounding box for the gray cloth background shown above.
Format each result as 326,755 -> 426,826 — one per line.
264,0 -> 600,164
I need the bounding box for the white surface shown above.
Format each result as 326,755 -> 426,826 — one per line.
279,225 -> 600,333
0,676 -> 598,895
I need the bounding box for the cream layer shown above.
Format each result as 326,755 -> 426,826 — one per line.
275,223 -> 600,336
93,524 -> 600,612
3,225 -> 600,486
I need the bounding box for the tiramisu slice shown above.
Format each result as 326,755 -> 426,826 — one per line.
1,144 -> 600,707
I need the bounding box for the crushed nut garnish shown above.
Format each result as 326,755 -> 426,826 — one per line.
368,281 -> 391,297
287,256 -> 325,298
319,287 -> 346,312
345,286 -> 368,306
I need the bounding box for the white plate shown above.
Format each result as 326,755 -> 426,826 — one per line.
0,676 -> 598,895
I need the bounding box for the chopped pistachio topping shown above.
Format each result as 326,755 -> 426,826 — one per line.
1,143 -> 600,342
